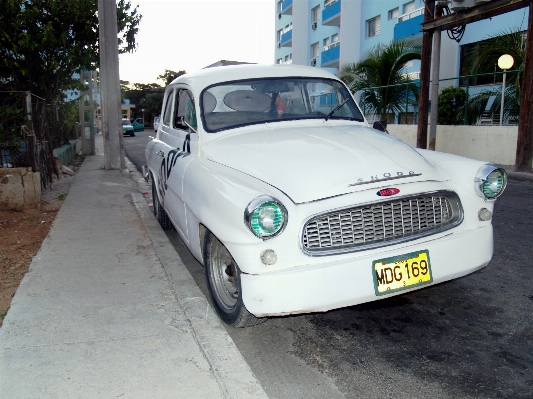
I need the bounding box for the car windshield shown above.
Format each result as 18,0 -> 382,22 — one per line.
201,77 -> 364,132
122,120 -> 132,126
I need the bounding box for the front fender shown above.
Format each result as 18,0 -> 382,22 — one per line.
182,159 -> 293,271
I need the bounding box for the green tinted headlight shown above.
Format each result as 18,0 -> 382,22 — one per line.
245,196 -> 288,239
475,165 -> 507,199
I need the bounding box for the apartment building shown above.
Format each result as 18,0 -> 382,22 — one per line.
274,0 -> 529,80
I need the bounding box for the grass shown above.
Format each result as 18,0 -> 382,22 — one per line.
57,194 -> 67,201
0,306 -> 9,320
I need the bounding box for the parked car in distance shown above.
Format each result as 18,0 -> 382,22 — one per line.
145,64 -> 507,328
122,119 -> 134,136
132,118 -> 144,132
153,116 -> 161,132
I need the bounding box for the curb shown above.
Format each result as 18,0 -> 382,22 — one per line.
131,193 -> 269,399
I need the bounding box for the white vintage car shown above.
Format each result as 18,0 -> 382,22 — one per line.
145,64 -> 506,327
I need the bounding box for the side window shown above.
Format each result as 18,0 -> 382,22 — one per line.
162,90 -> 174,126
174,90 -> 197,130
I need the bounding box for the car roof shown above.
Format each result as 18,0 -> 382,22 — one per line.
169,64 -> 340,90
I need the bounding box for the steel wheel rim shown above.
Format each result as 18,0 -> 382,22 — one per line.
210,237 -> 239,312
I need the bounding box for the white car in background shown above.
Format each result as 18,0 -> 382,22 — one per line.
145,64 -> 506,327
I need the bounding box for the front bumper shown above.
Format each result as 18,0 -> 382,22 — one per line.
241,226 -> 493,317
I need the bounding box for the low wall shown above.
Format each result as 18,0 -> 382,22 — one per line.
53,139 -> 80,166
0,167 -> 41,211
387,125 -> 522,166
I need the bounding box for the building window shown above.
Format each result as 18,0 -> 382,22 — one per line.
389,7 -> 399,19
311,42 -> 320,58
277,58 -> 283,64
277,29 -> 283,42
324,0 -> 338,8
323,36 -> 330,50
323,34 -> 340,51
312,5 -> 320,22
403,1 -> 415,15
284,54 -> 293,64
277,1 -> 282,13
367,15 -> 381,38
121,110 -> 128,119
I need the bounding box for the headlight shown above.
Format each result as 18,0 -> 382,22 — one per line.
244,196 -> 288,239
475,164 -> 507,199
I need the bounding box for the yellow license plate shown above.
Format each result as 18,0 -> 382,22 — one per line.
372,250 -> 432,296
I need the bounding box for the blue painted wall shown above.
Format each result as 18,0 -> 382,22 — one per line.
394,14 -> 423,41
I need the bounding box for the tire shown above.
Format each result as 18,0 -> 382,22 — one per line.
130,131 -> 135,137
151,174 -> 173,230
204,231 -> 264,328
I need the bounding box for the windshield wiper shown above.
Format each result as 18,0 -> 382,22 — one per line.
324,98 -> 350,121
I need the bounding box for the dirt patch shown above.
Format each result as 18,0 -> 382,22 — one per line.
0,208 -> 58,326
0,157 -> 83,328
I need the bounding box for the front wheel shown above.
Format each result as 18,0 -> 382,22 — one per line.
204,231 -> 263,328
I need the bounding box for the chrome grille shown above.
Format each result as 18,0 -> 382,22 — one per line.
302,191 -> 463,255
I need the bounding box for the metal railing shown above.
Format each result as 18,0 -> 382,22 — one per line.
324,41 -> 340,51
0,91 -> 78,191
398,7 -> 424,23
324,0 -> 338,9
355,70 -> 523,127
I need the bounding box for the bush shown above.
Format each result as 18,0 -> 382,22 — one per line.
437,87 -> 466,125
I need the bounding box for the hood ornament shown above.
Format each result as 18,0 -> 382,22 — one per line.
377,188 -> 400,196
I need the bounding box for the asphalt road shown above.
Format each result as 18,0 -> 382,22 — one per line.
124,133 -> 533,399
122,128 -> 155,173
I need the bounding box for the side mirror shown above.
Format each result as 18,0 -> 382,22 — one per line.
372,120 -> 388,133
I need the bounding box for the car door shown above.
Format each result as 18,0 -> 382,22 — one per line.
151,86 -> 197,241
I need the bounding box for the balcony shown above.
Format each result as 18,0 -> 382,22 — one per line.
322,0 -> 340,26
394,7 -> 424,41
280,28 -> 292,47
321,42 -> 340,68
281,0 -> 292,15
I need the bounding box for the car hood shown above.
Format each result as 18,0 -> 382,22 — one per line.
204,124 -> 447,204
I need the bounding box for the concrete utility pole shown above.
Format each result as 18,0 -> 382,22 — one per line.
428,27 -> 441,150
515,1 -> 533,171
98,0 -> 125,170
417,0 -> 435,149
79,70 -> 96,156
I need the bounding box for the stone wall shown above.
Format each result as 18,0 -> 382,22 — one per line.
0,167 -> 41,211
53,140 -> 80,167
386,125 -> 524,166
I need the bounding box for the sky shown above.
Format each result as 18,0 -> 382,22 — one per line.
119,0 -> 275,85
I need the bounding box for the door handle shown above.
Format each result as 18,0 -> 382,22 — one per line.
156,150 -> 164,157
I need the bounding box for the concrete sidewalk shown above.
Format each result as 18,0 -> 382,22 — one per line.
0,135 -> 268,398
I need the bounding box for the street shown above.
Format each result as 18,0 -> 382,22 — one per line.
124,133 -> 533,399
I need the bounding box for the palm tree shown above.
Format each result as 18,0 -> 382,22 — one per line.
464,28 -> 525,124
339,39 -> 422,121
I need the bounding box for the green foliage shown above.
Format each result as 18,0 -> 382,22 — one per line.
462,28 -> 525,124
0,0 -> 142,104
464,28 -> 525,76
121,70 -> 187,124
157,70 -> 186,86
437,87 -> 466,125
339,39 -> 421,119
